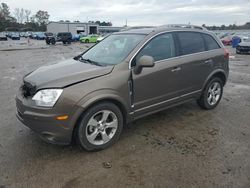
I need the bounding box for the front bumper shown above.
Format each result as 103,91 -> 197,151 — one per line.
0,37 -> 7,41
12,37 -> 20,40
15,92 -> 81,145
236,46 -> 250,53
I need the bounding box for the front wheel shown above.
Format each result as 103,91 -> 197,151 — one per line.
236,50 -> 241,54
76,102 -> 124,151
197,77 -> 223,110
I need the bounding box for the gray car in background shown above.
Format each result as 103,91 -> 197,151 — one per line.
16,26 -> 229,151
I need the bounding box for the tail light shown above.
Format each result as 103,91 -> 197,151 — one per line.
224,48 -> 229,59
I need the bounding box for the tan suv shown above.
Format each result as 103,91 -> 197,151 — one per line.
16,26 -> 229,151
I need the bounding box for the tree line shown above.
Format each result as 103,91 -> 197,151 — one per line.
0,2 -> 113,32
202,23 -> 250,30
0,3 -> 49,31
2,2 -> 249,32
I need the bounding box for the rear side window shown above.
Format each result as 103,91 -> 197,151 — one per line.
202,34 -> 220,50
136,33 -> 176,62
177,32 -> 205,55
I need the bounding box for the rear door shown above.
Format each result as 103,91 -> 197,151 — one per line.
202,33 -> 224,71
175,31 -> 213,92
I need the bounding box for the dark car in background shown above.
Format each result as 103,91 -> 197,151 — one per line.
45,32 -> 55,44
0,33 -> 8,41
57,32 -> 72,44
11,33 -> 20,40
46,32 -> 72,45
6,32 -> 12,38
36,32 -> 46,40
236,39 -> 250,54
30,32 -> 38,39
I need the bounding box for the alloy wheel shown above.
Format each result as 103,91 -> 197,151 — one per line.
85,110 -> 118,145
207,82 -> 222,106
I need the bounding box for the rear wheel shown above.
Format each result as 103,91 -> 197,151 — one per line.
197,77 -> 223,110
51,38 -> 56,45
46,40 -> 50,45
85,39 -> 89,43
76,102 -> 124,151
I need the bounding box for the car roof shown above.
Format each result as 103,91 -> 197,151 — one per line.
119,28 -> 155,35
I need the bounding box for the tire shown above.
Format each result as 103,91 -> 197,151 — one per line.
85,39 -> 89,43
76,102 -> 124,151
51,39 -> 56,45
197,77 -> 223,110
46,40 -> 50,45
63,41 -> 66,45
236,50 -> 241,54
67,39 -> 71,44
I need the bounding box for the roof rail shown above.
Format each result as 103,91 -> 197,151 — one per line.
159,24 -> 208,31
120,26 -> 156,31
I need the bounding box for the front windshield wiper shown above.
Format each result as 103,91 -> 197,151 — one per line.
76,56 -> 104,67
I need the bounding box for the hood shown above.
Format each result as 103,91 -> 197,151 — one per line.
238,41 -> 250,46
24,59 -> 114,89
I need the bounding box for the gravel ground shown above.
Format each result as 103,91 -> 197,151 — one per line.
0,39 -> 249,188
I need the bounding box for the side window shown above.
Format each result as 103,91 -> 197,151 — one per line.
202,34 -> 220,50
177,32 -> 205,55
136,33 -> 176,62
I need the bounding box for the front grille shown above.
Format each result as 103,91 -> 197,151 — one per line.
21,81 -> 36,98
238,46 -> 250,50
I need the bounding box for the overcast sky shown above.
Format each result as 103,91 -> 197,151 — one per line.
3,0 -> 250,26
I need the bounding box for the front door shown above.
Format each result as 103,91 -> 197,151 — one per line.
131,32 -> 182,116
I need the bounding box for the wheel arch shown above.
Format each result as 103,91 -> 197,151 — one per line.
202,69 -> 227,91
71,93 -> 130,143
79,97 -> 129,122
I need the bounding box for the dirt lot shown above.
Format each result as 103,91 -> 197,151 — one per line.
0,39 -> 249,188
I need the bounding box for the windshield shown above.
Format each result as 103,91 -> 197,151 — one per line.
81,34 -> 145,65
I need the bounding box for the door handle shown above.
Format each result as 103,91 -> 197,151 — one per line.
204,59 -> 213,64
171,67 -> 181,72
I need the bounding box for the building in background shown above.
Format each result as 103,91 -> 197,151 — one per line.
47,22 -> 99,35
47,22 -> 123,35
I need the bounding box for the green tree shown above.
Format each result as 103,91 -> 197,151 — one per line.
0,3 -> 10,19
34,10 -> 49,25
244,22 -> 250,29
0,3 -> 16,31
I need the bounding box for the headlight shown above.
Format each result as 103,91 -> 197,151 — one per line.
32,89 -> 63,107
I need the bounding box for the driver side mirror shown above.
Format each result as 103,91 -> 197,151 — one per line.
134,55 -> 155,74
